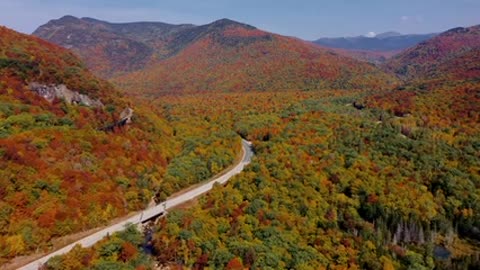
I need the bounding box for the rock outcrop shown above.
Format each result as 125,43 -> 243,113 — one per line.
29,82 -> 104,108
119,107 -> 134,124
100,107 -> 134,132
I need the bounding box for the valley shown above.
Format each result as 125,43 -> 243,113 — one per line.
19,139 -> 252,270
0,5 -> 479,270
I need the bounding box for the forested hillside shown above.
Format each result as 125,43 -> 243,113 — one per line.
114,29 -> 397,95
365,25 -> 480,127
0,25 -> 171,264
0,26 -> 239,267
44,88 -> 480,269
34,16 -> 398,94
384,25 -> 480,81
40,23 -> 480,270
2,13 -> 479,270
32,16 -> 195,77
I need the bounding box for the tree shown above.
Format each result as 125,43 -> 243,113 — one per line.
226,257 -> 244,270
6,234 -> 25,256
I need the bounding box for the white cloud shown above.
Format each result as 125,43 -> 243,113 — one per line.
401,16 -> 409,22
366,31 -> 376,38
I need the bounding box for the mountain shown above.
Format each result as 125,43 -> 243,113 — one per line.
13,19 -> 480,270
0,26 -> 177,263
383,25 -> 480,81
33,15 -> 195,77
323,47 -> 401,64
313,32 -> 437,52
363,25 -> 480,127
375,31 -> 402,39
34,16 -> 398,94
0,25 -> 115,99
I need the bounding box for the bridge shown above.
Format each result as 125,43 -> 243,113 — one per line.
20,139 -> 253,270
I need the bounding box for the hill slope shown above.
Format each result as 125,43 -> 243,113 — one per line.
1,25 -> 115,99
34,16 -> 398,94
384,25 -> 480,81
0,26 -> 177,263
363,25 -> 480,128
116,20 -> 398,94
24,22 -> 480,270
33,15 -> 195,77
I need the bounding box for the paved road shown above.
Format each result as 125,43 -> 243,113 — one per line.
20,139 -> 253,270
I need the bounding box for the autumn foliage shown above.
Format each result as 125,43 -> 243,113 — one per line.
114,25 -> 398,95
384,25 -> 480,82
2,19 -> 480,270
0,26 -> 239,265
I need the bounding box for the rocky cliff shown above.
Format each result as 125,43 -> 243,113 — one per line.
29,82 -> 104,107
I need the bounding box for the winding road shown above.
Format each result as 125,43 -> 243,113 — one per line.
20,139 -> 253,270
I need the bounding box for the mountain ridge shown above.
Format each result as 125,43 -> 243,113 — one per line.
314,32 -> 437,52
32,16 -> 266,77
383,24 -> 480,81
361,24 -> 480,129
33,16 -> 398,94
375,31 -> 402,38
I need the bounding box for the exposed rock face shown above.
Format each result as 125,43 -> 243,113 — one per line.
119,107 -> 134,124
100,107 -> 134,132
29,82 -> 104,108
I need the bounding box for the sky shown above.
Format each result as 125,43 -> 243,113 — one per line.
1,0 -> 479,40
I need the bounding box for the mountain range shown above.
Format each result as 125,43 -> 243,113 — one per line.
33,16 -> 398,94
314,32 -> 437,52
2,13 -> 480,269
32,15 -> 195,77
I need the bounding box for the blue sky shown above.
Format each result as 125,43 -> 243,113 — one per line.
1,0 -> 479,39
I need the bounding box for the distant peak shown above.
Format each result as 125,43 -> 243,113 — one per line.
209,18 -> 255,29
214,18 -> 238,24
55,15 -> 81,23
444,27 -> 469,35
81,17 -> 107,23
60,15 -> 78,20
376,31 -> 402,39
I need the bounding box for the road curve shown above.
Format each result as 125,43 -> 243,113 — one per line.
20,139 -> 253,270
